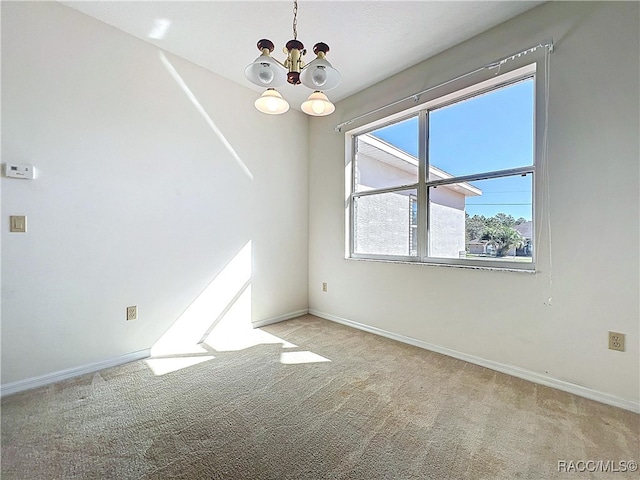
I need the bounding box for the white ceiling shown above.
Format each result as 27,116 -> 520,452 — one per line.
61,1 -> 543,110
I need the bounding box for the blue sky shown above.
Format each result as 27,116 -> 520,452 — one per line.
372,79 -> 534,219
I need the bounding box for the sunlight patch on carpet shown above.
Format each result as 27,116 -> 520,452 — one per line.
145,356 -> 215,376
280,351 -> 331,365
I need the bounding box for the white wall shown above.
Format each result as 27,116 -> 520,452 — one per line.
356,154 -> 415,190
309,2 -> 639,404
429,200 -> 465,258
1,2 -> 308,384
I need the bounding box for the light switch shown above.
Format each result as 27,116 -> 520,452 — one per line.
10,216 -> 26,233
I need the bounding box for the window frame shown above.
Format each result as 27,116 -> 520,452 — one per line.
346,63 -> 540,271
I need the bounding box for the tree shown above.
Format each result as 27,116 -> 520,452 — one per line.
465,214 -> 487,242
481,225 -> 524,257
489,213 -> 516,228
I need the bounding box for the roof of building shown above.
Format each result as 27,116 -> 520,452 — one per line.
514,221 -> 533,239
467,239 -> 489,245
358,134 -> 482,197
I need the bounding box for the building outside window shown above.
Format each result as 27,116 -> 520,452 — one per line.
347,64 -> 538,270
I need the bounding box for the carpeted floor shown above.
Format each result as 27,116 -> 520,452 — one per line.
2,314 -> 638,479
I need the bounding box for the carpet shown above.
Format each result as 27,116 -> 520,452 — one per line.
2,315 -> 638,479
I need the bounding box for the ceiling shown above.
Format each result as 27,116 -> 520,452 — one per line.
61,1 -> 544,111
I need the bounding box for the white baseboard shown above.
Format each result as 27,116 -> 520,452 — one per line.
309,309 -> 640,414
252,309 -> 309,328
0,349 -> 151,398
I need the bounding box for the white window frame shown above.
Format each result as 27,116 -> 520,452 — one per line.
346,62 -> 541,271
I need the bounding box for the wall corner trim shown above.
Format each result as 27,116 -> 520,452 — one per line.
309,309 -> 640,414
0,349 -> 151,398
252,309 -> 310,328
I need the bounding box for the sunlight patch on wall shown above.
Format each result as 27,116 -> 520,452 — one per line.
148,19 -> 171,39
151,241 -> 252,356
159,51 -> 253,180
280,351 -> 331,365
145,356 -> 214,376
202,285 -> 297,352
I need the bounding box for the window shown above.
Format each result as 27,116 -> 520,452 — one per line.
348,64 -> 538,270
409,195 -> 417,256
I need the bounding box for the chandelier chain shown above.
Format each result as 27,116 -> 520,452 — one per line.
292,0 -> 298,40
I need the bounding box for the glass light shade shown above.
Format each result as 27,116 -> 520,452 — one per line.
255,89 -> 289,115
301,91 -> 335,116
300,57 -> 341,90
311,68 -> 327,87
245,55 -> 286,87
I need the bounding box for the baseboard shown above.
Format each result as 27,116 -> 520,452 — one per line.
0,349 -> 151,398
309,309 -> 640,414
252,309 -> 310,328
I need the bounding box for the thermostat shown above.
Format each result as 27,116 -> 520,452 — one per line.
4,163 -> 35,179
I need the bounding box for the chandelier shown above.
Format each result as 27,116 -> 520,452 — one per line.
244,0 -> 341,116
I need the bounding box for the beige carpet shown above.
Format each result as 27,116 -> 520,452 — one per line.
2,315 -> 638,479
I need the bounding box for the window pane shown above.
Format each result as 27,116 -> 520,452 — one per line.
429,174 -> 533,263
355,116 -> 418,192
428,79 -> 534,181
354,189 -> 417,256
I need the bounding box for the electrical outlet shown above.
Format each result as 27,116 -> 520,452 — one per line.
322,282 -> 328,292
608,331 -> 625,352
126,306 -> 137,321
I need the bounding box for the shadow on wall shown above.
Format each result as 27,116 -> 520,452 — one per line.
146,241 -> 330,375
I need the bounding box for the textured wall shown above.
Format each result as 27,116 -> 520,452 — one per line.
354,191 -> 413,256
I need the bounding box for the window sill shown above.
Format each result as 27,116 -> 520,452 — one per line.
345,256 -> 536,274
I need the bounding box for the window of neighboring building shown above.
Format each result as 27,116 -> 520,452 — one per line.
409,194 -> 417,256
347,64 -> 537,270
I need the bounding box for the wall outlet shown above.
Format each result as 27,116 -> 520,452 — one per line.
608,331 -> 625,352
126,306 -> 137,321
322,282 -> 328,292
